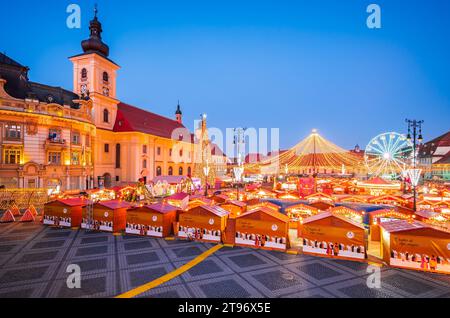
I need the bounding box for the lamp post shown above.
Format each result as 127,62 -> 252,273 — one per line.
233,128 -> 246,200
406,119 -> 424,212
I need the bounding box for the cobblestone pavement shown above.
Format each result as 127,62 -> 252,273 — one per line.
1,221 -> 450,298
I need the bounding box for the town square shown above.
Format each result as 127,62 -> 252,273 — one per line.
0,0 -> 449,302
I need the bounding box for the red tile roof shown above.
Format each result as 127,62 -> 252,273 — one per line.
113,102 -> 190,140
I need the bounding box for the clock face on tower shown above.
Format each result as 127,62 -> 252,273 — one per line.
81,84 -> 87,94
103,87 -> 109,96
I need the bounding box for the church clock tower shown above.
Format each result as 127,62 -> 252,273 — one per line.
69,6 -> 120,130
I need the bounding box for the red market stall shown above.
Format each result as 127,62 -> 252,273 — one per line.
82,200 -> 131,233
43,198 -> 87,228
125,203 -> 178,237
299,211 -> 367,260
369,208 -> 414,241
235,207 -> 290,251
380,220 -> 450,274
177,205 -> 229,242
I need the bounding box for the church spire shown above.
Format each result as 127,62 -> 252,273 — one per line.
81,4 -> 110,57
175,101 -> 182,123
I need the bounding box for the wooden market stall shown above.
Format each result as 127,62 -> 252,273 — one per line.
164,192 -> 189,210
246,201 -> 280,212
298,211 -> 367,260
234,207 -> 290,251
187,196 -> 213,210
220,200 -> 247,218
284,203 -> 321,229
368,208 -> 414,241
380,220 -> 450,274
125,202 -> 178,237
177,205 -> 229,242
43,198 -> 87,228
82,200 -> 131,233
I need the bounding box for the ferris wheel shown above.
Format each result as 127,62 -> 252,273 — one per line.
364,132 -> 413,177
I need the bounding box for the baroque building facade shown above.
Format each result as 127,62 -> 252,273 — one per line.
0,11 -> 213,190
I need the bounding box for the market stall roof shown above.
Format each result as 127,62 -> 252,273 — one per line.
247,201 -> 280,211
302,211 -> 365,229
329,206 -> 364,216
379,219 -> 450,237
285,203 -> 320,213
197,205 -> 229,217
223,200 -> 247,208
308,201 -> 335,210
368,195 -> 405,203
96,200 -> 132,209
52,198 -> 89,207
415,210 -> 441,219
305,192 -> 334,201
239,206 -> 290,223
143,202 -> 179,214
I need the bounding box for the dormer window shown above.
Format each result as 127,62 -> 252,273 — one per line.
81,68 -> 87,80
103,71 -> 109,83
103,108 -> 109,123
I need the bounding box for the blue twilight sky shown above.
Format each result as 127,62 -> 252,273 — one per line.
1,0 -> 449,154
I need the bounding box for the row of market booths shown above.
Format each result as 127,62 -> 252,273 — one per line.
43,193 -> 291,252
43,191 -> 450,274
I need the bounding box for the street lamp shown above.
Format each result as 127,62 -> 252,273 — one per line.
405,119 -> 424,212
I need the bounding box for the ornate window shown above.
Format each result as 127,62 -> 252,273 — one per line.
169,148 -> 172,156
143,159 -> 147,169
143,145 -> 147,154
48,152 -> 61,165
103,71 -> 109,82
3,148 -> 21,164
103,108 -> 109,123
168,166 -> 173,176
187,166 -> 192,176
104,143 -> 109,153
48,128 -> 62,143
71,131 -> 80,145
157,147 -> 161,156
179,167 -> 183,176
156,166 -> 162,176
81,68 -> 87,80
4,123 -> 21,140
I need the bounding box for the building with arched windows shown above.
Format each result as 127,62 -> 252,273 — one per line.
0,9 -> 225,190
